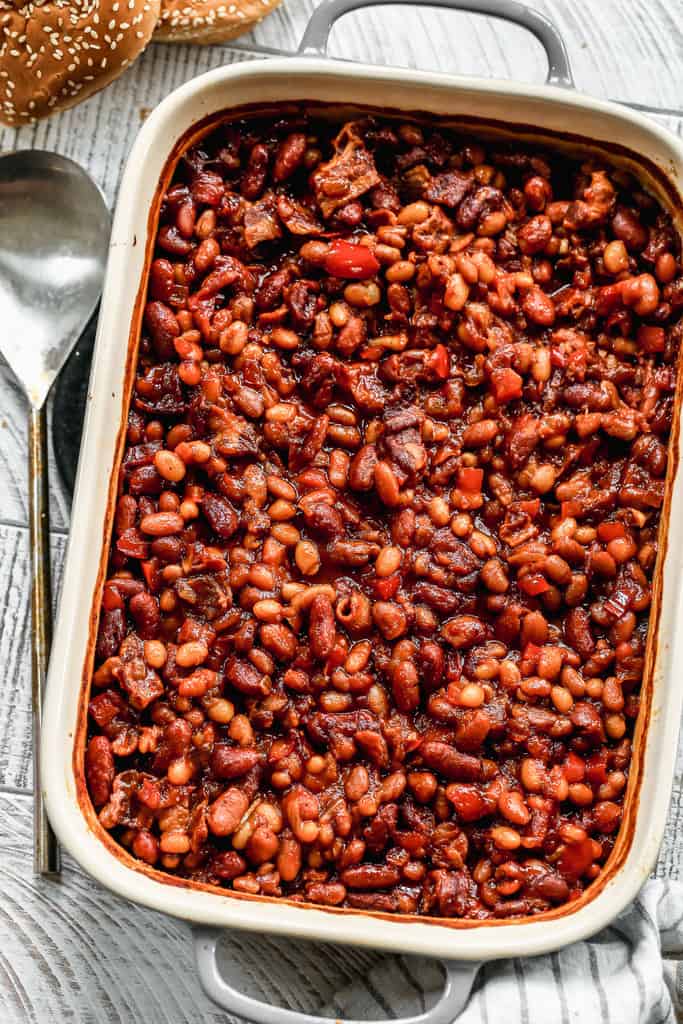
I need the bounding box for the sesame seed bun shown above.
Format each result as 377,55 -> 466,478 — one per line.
154,0 -> 281,44
0,0 -> 161,126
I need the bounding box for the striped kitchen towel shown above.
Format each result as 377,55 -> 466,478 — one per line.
446,879 -> 683,1024
215,879 -> 683,1023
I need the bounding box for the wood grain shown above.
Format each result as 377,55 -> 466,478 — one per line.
1,2 -> 683,1019
0,525 -> 66,792
0,791 -> 229,1024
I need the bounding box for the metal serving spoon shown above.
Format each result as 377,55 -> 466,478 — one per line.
0,151 -> 110,875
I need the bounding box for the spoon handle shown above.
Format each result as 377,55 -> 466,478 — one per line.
28,404 -> 61,876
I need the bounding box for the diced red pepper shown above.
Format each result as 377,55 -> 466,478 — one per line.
597,521 -> 626,542
517,498 -> 540,518
563,751 -> 586,783
137,777 -> 161,810
427,344 -> 450,380
490,367 -> 523,404
458,467 -> 484,493
561,500 -> 582,520
637,324 -> 666,353
557,837 -> 595,880
141,559 -> 159,591
324,239 -> 380,279
373,574 -> 400,600
327,642 -> 348,669
585,750 -> 609,787
102,582 -> 124,611
522,642 -> 542,664
519,573 -> 550,596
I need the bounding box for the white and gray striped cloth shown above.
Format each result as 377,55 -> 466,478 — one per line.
442,879 -> 683,1024
215,879 -> 683,1023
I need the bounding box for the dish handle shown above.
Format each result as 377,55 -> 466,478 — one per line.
194,926 -> 481,1024
298,0 -> 574,89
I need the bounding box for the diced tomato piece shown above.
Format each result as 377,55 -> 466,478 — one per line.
557,837 -> 595,880
563,751 -> 586,783
490,367 -> 523,404
551,346 -> 566,368
585,751 -> 609,787
373,574 -> 400,599
637,324 -> 666,353
428,344 -> 450,379
597,521 -> 626,542
458,467 -> 484,493
519,573 -> 550,596
324,239 -> 380,279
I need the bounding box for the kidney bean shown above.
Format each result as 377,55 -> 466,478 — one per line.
374,461 -> 401,506
420,741 -> 482,781
139,512 -> 184,536
276,833 -> 302,881
86,736 -> 115,807
341,864 -> 400,889
129,592 -> 160,640
391,659 -> 420,712
612,207 -> 648,251
309,594 -> 336,660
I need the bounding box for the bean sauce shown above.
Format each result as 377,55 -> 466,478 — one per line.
86,111 -> 682,919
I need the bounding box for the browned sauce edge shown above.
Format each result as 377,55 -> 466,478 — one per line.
71,97 -> 683,933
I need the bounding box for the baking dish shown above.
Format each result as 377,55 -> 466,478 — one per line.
41,0 -> 683,1020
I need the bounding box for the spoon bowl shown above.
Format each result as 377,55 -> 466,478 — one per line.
0,150 -> 110,875
0,151 -> 110,407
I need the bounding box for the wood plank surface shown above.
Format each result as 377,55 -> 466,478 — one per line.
1,1 -> 683,1020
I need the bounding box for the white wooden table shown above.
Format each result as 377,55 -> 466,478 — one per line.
2,2 -> 683,1019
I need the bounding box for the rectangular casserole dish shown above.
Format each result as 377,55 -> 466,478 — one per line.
41,0 -> 683,1018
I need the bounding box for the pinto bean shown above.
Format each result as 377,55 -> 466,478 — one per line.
207,789 -> 250,836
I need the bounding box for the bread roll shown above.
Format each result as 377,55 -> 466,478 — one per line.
0,0 -> 161,126
154,0 -> 281,44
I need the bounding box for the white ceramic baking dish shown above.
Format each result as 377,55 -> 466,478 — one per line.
41,1 -> 683,1020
